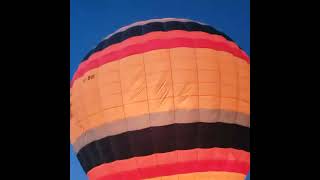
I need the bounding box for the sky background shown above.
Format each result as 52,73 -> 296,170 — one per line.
70,0 -> 250,179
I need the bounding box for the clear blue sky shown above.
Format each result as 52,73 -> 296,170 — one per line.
70,0 -> 250,179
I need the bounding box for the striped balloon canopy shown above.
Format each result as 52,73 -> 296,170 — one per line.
70,18 -> 250,180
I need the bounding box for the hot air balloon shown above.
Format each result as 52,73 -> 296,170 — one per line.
70,18 -> 250,180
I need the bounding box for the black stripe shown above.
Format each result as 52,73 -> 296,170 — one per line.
81,21 -> 234,62
77,122 -> 249,173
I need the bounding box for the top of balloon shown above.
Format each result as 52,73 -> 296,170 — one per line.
103,18 -> 209,40
81,18 -> 235,62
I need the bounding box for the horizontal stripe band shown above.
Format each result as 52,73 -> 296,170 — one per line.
103,18 -> 207,40
70,46 -> 250,144
80,30 -> 245,68
87,148 -> 249,180
72,109 -> 250,153
82,20 -> 234,62
71,37 -> 249,87
145,171 -> 246,180
91,160 -> 248,180
77,122 -> 249,172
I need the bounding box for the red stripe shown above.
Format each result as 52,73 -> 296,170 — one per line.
93,160 -> 249,180
84,30 -> 245,63
87,148 -> 250,180
71,36 -> 249,88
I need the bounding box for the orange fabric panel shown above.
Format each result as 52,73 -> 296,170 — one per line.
237,59 -> 250,103
199,96 -> 219,109
172,70 -> 198,84
170,48 -> 197,70
97,61 -> 123,110
199,83 -> 218,96
102,106 -> 125,123
124,101 -> 149,118
120,54 -> 147,105
99,87 -> 122,109
70,47 -> 250,144
144,49 -> 172,73
70,94 -> 87,123
174,83 -> 198,97
177,173 -> 196,180
196,48 -> 220,70
98,60 -> 120,84
198,70 -> 218,83
161,176 -> 179,180
146,71 -> 173,100
80,69 -> 102,116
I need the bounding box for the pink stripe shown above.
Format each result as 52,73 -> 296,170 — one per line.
92,160 -> 250,180
87,148 -> 250,180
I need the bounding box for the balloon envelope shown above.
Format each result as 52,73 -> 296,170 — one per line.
70,18 -> 250,180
